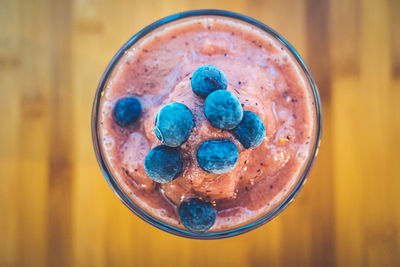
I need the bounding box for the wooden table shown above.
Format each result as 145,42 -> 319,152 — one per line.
1,0 -> 399,266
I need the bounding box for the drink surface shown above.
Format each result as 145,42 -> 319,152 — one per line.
98,16 -> 316,231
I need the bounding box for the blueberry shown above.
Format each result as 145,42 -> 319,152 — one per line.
144,145 -> 183,183
204,90 -> 243,130
179,198 -> 216,232
196,139 -> 239,174
191,65 -> 228,98
113,97 -> 142,127
154,102 -> 194,147
233,111 -> 266,149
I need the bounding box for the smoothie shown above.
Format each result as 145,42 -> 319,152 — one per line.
96,15 -> 317,232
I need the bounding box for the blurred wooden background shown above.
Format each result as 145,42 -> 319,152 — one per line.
1,0 -> 399,266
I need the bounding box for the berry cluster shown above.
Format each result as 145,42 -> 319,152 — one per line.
112,65 -> 266,233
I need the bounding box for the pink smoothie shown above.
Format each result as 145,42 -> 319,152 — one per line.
98,16 -> 316,231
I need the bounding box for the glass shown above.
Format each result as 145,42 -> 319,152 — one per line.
92,9 -> 322,239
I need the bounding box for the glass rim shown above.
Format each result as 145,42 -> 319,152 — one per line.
91,9 -> 323,239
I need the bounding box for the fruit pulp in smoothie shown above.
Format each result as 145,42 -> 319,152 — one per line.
98,16 -> 316,231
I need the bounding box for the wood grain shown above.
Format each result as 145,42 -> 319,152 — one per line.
0,0 -> 399,266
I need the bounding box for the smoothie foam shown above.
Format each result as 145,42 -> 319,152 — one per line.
98,16 -> 316,231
